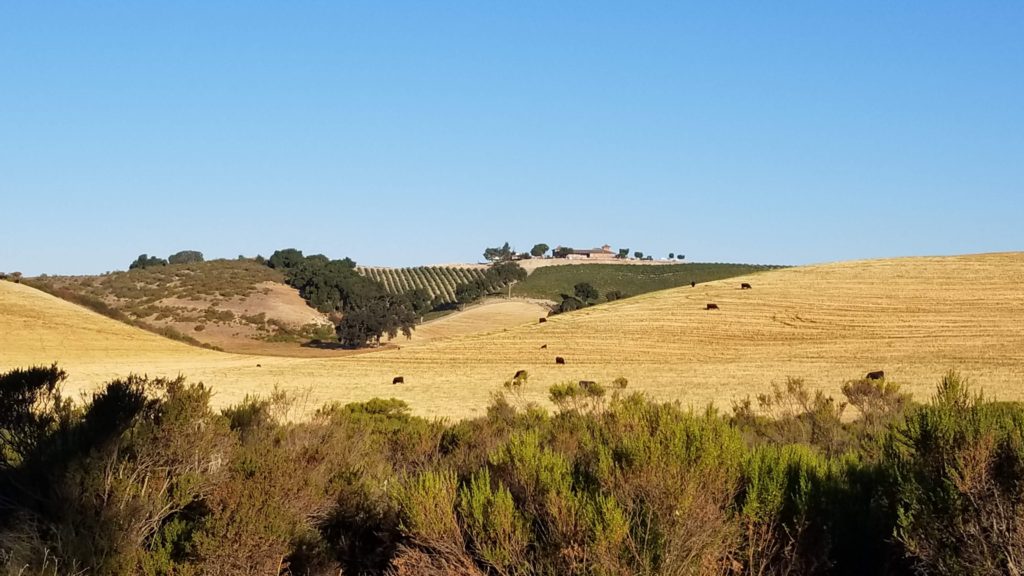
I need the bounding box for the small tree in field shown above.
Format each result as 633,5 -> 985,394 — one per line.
605,290 -> 625,302
633,251 -> 643,260
455,281 -> 485,306
487,261 -> 527,286
676,254 -> 685,260
557,295 -> 585,313
552,246 -> 573,259
530,243 -> 550,258
669,253 -> 675,259
617,248 -> 629,259
574,282 -> 599,304
483,242 -> 514,263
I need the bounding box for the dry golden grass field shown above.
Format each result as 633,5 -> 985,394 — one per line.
3,252 -> 1023,420
401,299 -> 550,342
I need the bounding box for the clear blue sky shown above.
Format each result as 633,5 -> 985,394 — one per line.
2,2 -> 1021,275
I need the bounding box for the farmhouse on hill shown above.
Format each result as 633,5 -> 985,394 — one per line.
555,244 -> 617,260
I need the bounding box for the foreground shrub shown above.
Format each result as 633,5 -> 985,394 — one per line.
887,372 -> 1024,575
3,366 -> 1024,575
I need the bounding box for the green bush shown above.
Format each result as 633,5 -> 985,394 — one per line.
886,372 -> 1024,575
2,366 -> 1024,574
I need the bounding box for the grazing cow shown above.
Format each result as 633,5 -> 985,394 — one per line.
539,317 -> 547,323
691,281 -> 696,288
741,283 -> 752,290
392,376 -> 405,385
866,370 -> 885,381
513,370 -> 527,380
540,344 -> 548,349
555,356 -> 566,365
256,364 -> 261,368
706,303 -> 719,310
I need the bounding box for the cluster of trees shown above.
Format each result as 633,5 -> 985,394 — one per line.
266,248 -> 423,348
482,243 -> 685,262
128,254 -> 168,269
0,271 -> 22,283
553,282 -> 625,313
128,250 -> 205,270
483,242 -> 551,261
2,364 -> 1021,575
266,246 -> 533,345
454,261 -> 527,306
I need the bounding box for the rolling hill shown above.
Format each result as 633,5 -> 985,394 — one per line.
3,252 -> 1023,420
510,262 -> 782,301
24,259 -> 333,354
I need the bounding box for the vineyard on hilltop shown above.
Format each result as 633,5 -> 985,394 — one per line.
358,266 -> 497,305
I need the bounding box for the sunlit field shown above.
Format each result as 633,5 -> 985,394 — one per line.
3,252 -> 1023,420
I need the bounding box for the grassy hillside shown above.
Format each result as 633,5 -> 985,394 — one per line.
4,253 -> 1024,419
25,259 -> 331,353
511,262 -> 782,301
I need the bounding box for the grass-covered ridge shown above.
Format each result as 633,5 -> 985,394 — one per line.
23,259 -> 329,352
29,258 -> 283,307
512,262 -> 783,301
1,364 -> 1021,575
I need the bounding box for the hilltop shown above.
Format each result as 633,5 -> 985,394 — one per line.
3,252 -> 1023,419
25,259 -> 335,355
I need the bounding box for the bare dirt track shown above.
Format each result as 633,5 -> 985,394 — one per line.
3,253 -> 1023,420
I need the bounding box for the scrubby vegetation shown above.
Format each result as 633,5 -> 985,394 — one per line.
1,365 -> 1021,575
23,259 -> 286,348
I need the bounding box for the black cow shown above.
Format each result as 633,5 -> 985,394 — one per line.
256,364 -> 261,368
392,376 -> 405,385
540,344 -> 548,349
741,283 -> 752,290
691,281 -> 696,288
539,317 -> 547,323
555,356 -> 566,365
706,303 -> 719,310
865,370 -> 885,381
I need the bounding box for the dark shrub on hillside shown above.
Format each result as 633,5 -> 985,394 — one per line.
168,250 -> 204,265
266,248 -> 306,270
573,281 -> 599,303
128,253 -> 167,270
885,372 -> 1024,575
555,294 -> 585,313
